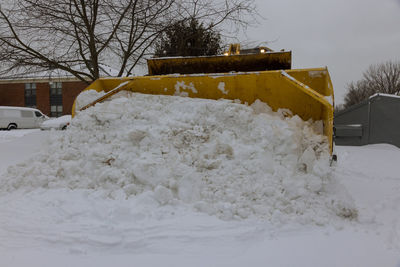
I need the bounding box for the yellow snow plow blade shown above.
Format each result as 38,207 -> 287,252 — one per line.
147,51 -> 291,75
72,68 -> 334,154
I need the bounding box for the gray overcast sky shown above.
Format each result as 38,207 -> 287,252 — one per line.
244,0 -> 400,104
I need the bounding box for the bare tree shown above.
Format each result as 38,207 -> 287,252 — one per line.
344,61 -> 400,108
343,80 -> 373,108
0,0 -> 258,82
363,61 -> 400,95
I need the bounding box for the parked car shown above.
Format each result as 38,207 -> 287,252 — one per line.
40,115 -> 71,130
0,106 -> 48,130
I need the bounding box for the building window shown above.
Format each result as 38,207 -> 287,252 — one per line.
51,105 -> 63,115
49,82 -> 63,117
25,83 -> 36,108
50,82 -> 62,95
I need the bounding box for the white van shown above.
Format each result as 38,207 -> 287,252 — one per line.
0,106 -> 48,130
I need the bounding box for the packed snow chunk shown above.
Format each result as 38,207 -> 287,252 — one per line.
154,185 -> 173,205
74,89 -> 106,110
1,93 -> 357,224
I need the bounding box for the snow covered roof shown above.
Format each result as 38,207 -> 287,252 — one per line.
369,93 -> 400,100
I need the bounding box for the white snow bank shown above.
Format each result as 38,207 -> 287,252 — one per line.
0,129 -> 40,144
0,130 -> 48,175
1,93 -> 356,224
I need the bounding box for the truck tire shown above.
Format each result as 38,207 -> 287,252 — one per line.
7,123 -> 17,130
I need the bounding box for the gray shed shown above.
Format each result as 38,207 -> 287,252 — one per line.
335,93 -> 400,147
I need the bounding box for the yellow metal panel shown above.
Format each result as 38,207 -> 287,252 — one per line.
72,68 -> 334,153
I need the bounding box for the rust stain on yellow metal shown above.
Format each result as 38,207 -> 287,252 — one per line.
72,67 -> 334,154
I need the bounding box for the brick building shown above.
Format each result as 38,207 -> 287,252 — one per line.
0,77 -> 87,117
0,65 -> 118,117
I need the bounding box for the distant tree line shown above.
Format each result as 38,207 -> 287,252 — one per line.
341,61 -> 400,110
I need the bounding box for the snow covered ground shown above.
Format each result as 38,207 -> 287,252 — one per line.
0,94 -> 399,267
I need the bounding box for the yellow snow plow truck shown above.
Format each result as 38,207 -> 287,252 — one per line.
72,44 -> 334,154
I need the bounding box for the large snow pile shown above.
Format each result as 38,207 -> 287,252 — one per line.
1,92 -> 356,224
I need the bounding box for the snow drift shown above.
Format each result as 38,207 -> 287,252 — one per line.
1,92 -> 356,224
